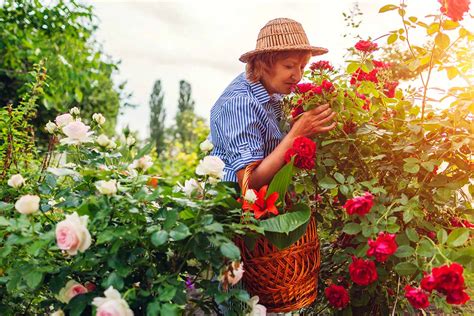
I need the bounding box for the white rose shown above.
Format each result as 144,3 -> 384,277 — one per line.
126,136 -> 136,146
199,139 -> 214,153
208,177 -> 219,185
246,296 -> 267,316
244,189 -> 258,204
96,134 -> 110,147
60,121 -> 93,145
196,156 -> 225,179
69,107 -> 80,116
7,174 -> 25,188
92,113 -> 106,125
15,195 -> 40,215
129,155 -> 153,171
92,286 -> 134,316
50,310 -> 65,316
45,121 -> 57,134
180,178 -> 200,197
95,180 -> 117,195
55,113 -> 74,127
107,140 -> 117,150
57,280 -> 88,303
55,212 -> 92,256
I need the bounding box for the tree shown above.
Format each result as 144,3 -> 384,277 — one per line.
149,80 -> 166,156
175,80 -> 197,144
0,0 -> 125,145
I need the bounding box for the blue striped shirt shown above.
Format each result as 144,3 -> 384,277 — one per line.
209,73 -> 284,182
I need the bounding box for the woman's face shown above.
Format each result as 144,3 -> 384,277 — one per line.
261,52 -> 311,95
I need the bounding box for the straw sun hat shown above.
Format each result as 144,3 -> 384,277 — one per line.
239,18 -> 328,63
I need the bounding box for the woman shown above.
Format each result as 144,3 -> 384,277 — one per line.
210,18 -> 336,191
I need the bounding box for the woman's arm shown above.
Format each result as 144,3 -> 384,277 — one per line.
237,103 -> 336,190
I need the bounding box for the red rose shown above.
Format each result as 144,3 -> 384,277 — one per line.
291,105 -> 304,118
384,81 -> 398,98
349,256 -> 378,286
354,40 -> 378,53
296,82 -> 316,94
446,289 -> 470,305
343,192 -> 374,216
285,137 -> 317,169
311,85 -> 323,94
404,285 -> 430,309
432,263 -> 465,294
367,232 -> 398,262
438,0 -> 471,21
325,284 -> 350,309
321,80 -> 334,91
310,60 -> 334,72
420,273 -> 438,292
293,136 -> 316,157
356,93 -> 371,111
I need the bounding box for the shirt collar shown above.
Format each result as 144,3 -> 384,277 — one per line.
243,73 -> 270,106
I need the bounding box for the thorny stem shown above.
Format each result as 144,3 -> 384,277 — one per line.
391,276 -> 401,316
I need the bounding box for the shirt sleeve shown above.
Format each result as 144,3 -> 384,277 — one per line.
216,95 -> 266,173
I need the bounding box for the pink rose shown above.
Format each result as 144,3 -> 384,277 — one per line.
57,280 -> 88,303
92,286 -> 134,316
55,212 -> 92,255
60,121 -> 93,145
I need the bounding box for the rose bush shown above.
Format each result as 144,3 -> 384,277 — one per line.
0,110 -> 257,315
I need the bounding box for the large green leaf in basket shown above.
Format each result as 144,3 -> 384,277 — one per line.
266,159 -> 294,205
259,203 -> 310,234
264,219 -> 310,250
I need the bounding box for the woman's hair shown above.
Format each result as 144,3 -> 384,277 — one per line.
245,50 -> 311,83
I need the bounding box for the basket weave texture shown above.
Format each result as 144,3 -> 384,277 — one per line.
235,160 -> 321,312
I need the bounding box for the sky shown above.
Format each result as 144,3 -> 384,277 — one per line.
87,0 -> 470,139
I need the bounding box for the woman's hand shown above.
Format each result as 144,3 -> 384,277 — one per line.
289,104 -> 336,138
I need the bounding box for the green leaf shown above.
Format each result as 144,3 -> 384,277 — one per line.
405,228 -> 419,242
395,245 -> 415,258
417,240 -> 435,257
447,228 -> 470,247
342,223 -> 361,235
0,202 -> 14,212
318,176 -> 337,189
259,204 -> 310,234
446,67 -> 459,80
159,286 -> 177,302
151,230 -> 168,247
427,23 -> 440,35
347,62 -> 360,74
403,163 -> 420,173
379,4 -> 398,12
334,172 -> 345,184
437,229 -> 448,245
387,33 -> 398,44
220,242 -> 240,260
160,303 -> 179,316
265,219 -> 310,250
25,271 -> 43,289
394,262 -> 418,276
267,161 -> 293,204
435,32 -> 450,50
135,142 -> 154,160
169,223 -> 191,241
102,272 -> 124,290
0,216 -> 10,226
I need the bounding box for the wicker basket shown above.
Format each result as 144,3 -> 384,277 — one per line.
235,160 -> 320,313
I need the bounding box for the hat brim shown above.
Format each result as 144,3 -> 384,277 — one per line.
239,46 -> 328,63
